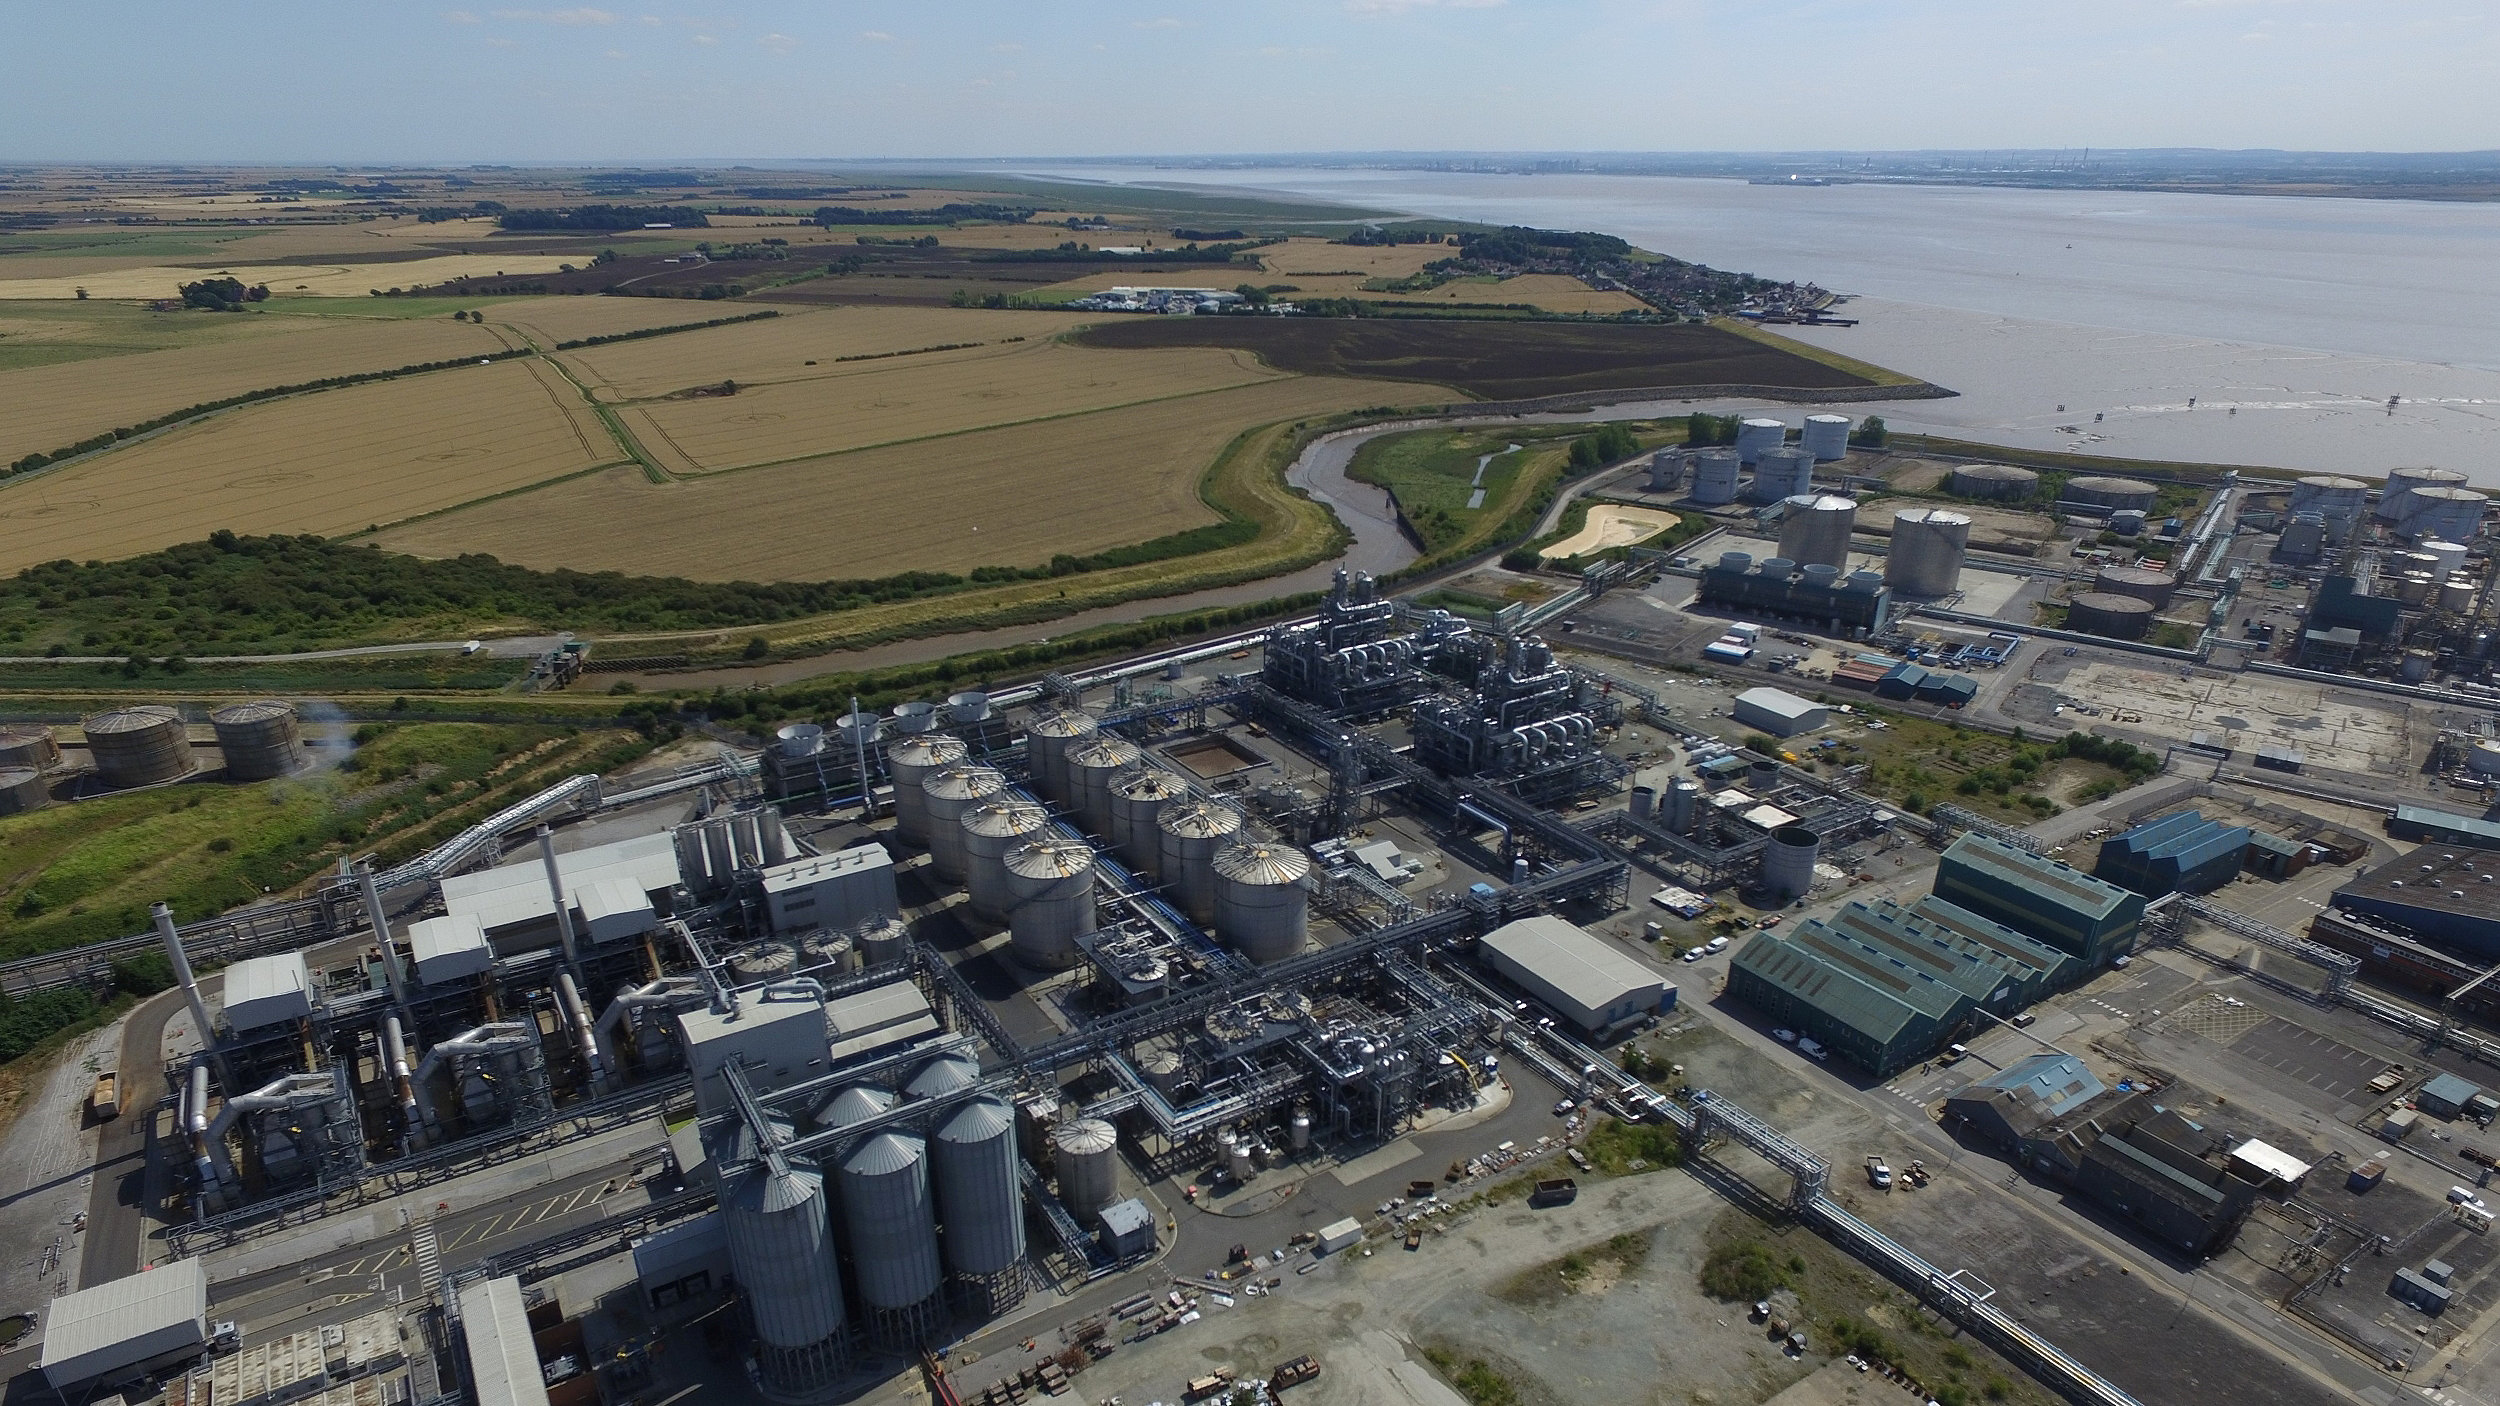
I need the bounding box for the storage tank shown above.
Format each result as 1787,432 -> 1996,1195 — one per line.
800,931 -> 859,977
728,942 -> 797,986
2066,592 -> 2158,641
888,700 -> 940,736
0,767 -> 46,816
817,1084 -> 895,1133
2065,476 -> 2159,512
922,763 -> 1006,884
2403,487 -> 2490,544
2290,475 -> 2368,522
2378,466 -> 2467,520
1109,766 -> 1188,875
1023,707 -> 1098,803
1156,800 -> 1244,925
905,1052 -> 979,1101
1211,841 -> 1311,965
962,798 -> 1050,922
885,733 -> 967,848
1948,463 -> 2040,501
1664,780 -> 1702,834
208,700 -> 305,781
1762,824 -> 1820,904
0,726 -> 59,772
2093,566 -> 2178,607
722,1162 -> 849,1397
1748,447 -> 1816,504
1139,1050 -> 1186,1098
2420,539 -> 2470,576
1051,1117 -> 1119,1217
838,1133 -> 943,1345
82,705 -> 191,788
1716,551 -> 1753,574
1886,507 -> 1971,597
1066,736 -> 1142,837
1003,837 -> 1096,970
931,1098 -> 1026,1311
1645,450 -> 1685,493
1800,414 -> 1851,462
1690,449 -> 1741,506
2395,573 -> 2436,605
1777,494 -> 1857,568
857,916 -> 911,969
1734,417 -> 1787,465
2469,741 -> 2500,778
2441,576 -> 2478,613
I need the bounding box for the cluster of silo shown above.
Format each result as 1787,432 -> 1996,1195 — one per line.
1734,417 -> 1787,465
839,1132 -> 946,1351
2092,565 -> 2177,608
886,733 -> 968,848
2378,467 -> 2469,521
1002,836 -> 1096,970
1777,494 -> 1857,568
2065,476 -> 2158,512
82,705 -> 193,788
922,764 -> 1007,883
2066,592 -> 2158,641
1747,447 -> 1816,504
1885,507 -> 1970,597
961,797 -> 1049,922
1023,707 -> 1098,803
1949,463 -> 2040,501
210,700 -> 306,780
1156,799 -> 1244,925
2401,487 -> 2490,544
1800,414 -> 1852,462
1761,825 -> 1820,904
1109,767 -> 1188,874
1644,450 -> 1685,493
1211,841 -> 1311,964
0,726 -> 60,817
1066,736 -> 1141,835
1690,449 -> 1742,506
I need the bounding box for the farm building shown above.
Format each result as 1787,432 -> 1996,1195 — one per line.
1478,915 -> 1674,1036
1731,688 -> 1829,738
1933,834 -> 2145,969
2093,811 -> 2252,898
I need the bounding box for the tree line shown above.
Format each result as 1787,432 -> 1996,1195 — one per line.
497,204 -> 712,231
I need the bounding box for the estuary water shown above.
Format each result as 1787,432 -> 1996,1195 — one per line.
1012,165 -> 2500,484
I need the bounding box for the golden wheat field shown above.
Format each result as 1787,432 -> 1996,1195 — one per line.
0,253 -> 581,301
0,313 -> 506,465
558,305 -> 1087,400
622,340 -> 1284,475
481,296 -> 783,348
0,358 -> 616,572
1258,237 -> 1453,278
374,373 -> 1442,583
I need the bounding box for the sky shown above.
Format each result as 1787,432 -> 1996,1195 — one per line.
5,1 -> 2495,162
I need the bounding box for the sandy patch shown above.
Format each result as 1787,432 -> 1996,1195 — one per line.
1541,504 -> 1685,559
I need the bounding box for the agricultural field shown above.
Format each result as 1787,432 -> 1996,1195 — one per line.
374,373 -> 1444,583
621,340 -> 1285,475
558,304 -> 1086,400
0,252 -> 584,300
0,298 -> 314,373
0,310 -> 506,465
484,296 -> 785,348
0,357 -> 616,573
1257,235 -> 1458,280
1072,317 -> 1874,400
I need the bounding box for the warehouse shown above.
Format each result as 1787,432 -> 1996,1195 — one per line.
1934,834 -> 2145,969
2071,1107 -> 2265,1256
1818,900 -> 2047,1019
1944,1053 -> 2106,1152
1730,687 -> 1829,739
40,1258 -> 210,1391
1479,915 -> 1673,1036
440,831 -> 682,952
1727,919 -> 1975,1076
2093,811 -> 2252,898
2332,849 -> 2500,958
2390,805 -> 2500,852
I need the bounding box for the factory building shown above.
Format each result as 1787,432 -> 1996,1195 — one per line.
1262,568 -> 1468,715
458,1276 -> 551,1406
441,831 -> 683,954
761,844 -> 899,935
38,1258 -> 210,1392
2389,805 -> 2500,851
1409,634 -> 1622,804
1933,834 -> 2144,969
1731,688 -> 1828,738
2093,811 -> 2253,898
1727,913 -> 1976,1076
2331,849 -> 2500,958
1695,554 -> 1891,635
1871,662 -> 1978,709
1943,1053 -> 2107,1153
1478,915 -> 1674,1036
2070,1106 -> 2264,1256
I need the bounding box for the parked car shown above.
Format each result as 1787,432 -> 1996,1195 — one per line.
1771,1028 -> 1799,1044
1866,1156 -> 1893,1190
1682,947 -> 1706,963
1757,915 -> 1783,930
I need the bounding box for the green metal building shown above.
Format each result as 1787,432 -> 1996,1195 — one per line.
1903,895 -> 2078,1004
1934,833 -> 2146,969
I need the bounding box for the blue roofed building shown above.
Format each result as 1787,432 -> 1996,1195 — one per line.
1944,1053 -> 2107,1151
1935,833 -> 2146,969
2094,811 -> 2254,897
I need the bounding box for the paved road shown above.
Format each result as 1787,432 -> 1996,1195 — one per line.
0,636 -> 561,666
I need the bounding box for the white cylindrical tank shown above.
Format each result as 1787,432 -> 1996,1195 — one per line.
932,1098 -> 1026,1305
1800,414 -> 1851,462
922,764 -> 1007,884
1665,780 -> 1702,834
1777,493 -> 1857,568
1716,551 -> 1753,574
2420,539 -> 2470,576
2290,475 -> 2368,522
800,931 -> 859,977
1066,736 -> 1142,837
2468,740 -> 2500,777
2441,576 -> 2478,613
962,798 -> 1050,922
1139,1050 -> 1185,1098
1748,446 -> 1816,504
1228,1140 -> 1255,1183
1110,767 -> 1188,875
722,1163 -> 849,1396
944,690 -> 993,726
1645,450 -> 1685,493
1735,417 -> 1787,465
2379,466 -> 2467,520
83,706 -> 191,788
1690,449 -> 1741,506
1886,506 -> 1971,597
1004,837 -> 1096,970
1023,708 -> 1098,803
839,1133 -> 942,1315
1290,1110 -> 1312,1152
1211,841 -> 1311,965
1762,824 -> 1820,904
857,916 -> 910,969
1051,1117 -> 1118,1217
1157,800 -> 1244,926
210,700 -> 305,780
2403,487 -> 2489,544
728,942 -> 797,986
885,734 -> 968,847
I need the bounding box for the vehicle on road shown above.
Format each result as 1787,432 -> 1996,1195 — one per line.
1756,915 -> 1783,929
1771,1028 -> 1798,1044
1796,1037 -> 1828,1061
1866,1156 -> 1893,1189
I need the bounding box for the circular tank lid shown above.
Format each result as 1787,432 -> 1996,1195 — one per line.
2098,566 -> 2175,586
1069,736 -> 1142,769
935,1097 -> 1013,1144
2070,591 -> 2158,613
2410,486 -> 2489,504
1785,493 -> 1856,512
1214,840 -> 1311,885
1113,766 -> 1188,800
84,705 -> 180,733
2069,475 -> 2157,492
1772,824 -> 1820,846
887,733 -> 967,768
1051,1117 -> 1117,1153
1006,836 -> 1095,878
1806,412 -> 1850,425
1897,506 -> 1973,527
924,764 -> 1007,802
819,1085 -> 896,1129
210,699 -> 294,724
904,1054 -> 980,1100
962,798 -> 1049,836
2298,475 -> 2367,489
1159,800 -> 1244,838
1027,708 -> 1099,740
1956,462 -> 2038,479
2392,467 -> 2468,484
729,1163 -> 823,1212
0,766 -> 41,786
841,1130 -> 925,1175
1741,417 -> 1786,429
1140,1049 -> 1184,1073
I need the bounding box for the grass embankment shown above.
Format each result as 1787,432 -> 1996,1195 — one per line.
1707,316 -> 1927,388
0,721 -> 656,957
1350,421 -> 1690,578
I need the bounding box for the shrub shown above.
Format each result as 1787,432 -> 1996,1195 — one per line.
1699,1240 -> 1790,1300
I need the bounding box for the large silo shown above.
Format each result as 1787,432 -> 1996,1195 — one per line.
1748,447 -> 1816,504
2066,592 -> 2158,641
82,706 -> 191,788
2419,539 -> 2471,576
1734,417 -> 1787,465
1050,1117 -> 1119,1218
2289,475 -> 2368,523
722,1162 -> 850,1399
1948,463 -> 2040,502
1800,414 -> 1851,462
1023,708 -> 1098,803
961,798 -> 1050,922
1762,825 -> 1820,904
1776,494 -> 1857,568
1156,800 -> 1244,926
1690,449 -> 1741,506
1003,837 -> 1096,971
1109,767 -> 1187,875
2378,466 -> 2466,520
816,1084 -> 895,1134
2093,566 -> 2178,608
839,1133 -> 944,1351
1885,507 -> 1971,597
921,764 -> 1006,884
904,1053 -> 980,1102
931,1098 -> 1027,1313
1212,842 -> 1311,965
0,768 -> 46,816
1645,450 -> 1685,493
2402,487 -> 2489,544
1066,736 -> 1142,837
0,726 -> 61,772
2065,476 -> 2158,512
209,700 -> 305,781
885,733 -> 968,848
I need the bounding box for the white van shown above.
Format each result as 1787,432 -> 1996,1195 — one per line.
1705,935 -> 1731,955
1796,1037 -> 1828,1062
